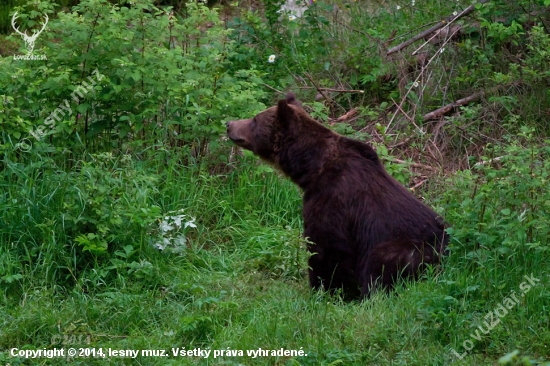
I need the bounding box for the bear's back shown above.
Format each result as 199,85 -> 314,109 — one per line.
302,136 -> 447,252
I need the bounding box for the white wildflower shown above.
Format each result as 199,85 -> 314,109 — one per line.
173,236 -> 186,246
173,215 -> 183,228
184,218 -> 197,229
154,210 -> 197,253
268,54 -> 276,63
160,220 -> 173,232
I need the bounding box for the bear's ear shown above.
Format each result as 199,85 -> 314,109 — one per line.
286,92 -> 297,104
286,92 -> 302,107
277,96 -> 295,128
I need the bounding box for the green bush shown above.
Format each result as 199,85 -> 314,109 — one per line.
444,128 -> 550,264
0,0 -> 266,160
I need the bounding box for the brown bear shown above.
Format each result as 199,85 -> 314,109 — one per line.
226,93 -> 448,299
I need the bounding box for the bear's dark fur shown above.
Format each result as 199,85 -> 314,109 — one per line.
227,93 -> 448,299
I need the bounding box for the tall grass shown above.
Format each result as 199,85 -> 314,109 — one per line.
1,0 -> 550,363
1,139 -> 549,365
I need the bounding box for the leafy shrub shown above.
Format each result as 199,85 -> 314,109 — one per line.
244,226 -> 309,281
0,151 -> 167,289
0,0 -> 267,160
444,128 -> 550,265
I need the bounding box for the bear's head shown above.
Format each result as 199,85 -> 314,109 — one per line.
226,93 -> 303,162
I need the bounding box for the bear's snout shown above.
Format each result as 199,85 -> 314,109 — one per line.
226,120 -> 233,138
226,119 -> 253,151
226,120 -> 238,139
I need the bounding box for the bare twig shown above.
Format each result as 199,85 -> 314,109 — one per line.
428,139 -> 445,169
385,29 -> 398,47
412,25 -> 462,56
410,179 -> 428,191
419,148 -> 444,170
390,97 -> 424,134
387,26 -> 462,130
304,73 -> 332,104
286,66 -> 307,87
389,21 -> 441,43
297,86 -> 364,94
386,0 -> 490,56
262,83 -> 286,96
395,159 -> 437,171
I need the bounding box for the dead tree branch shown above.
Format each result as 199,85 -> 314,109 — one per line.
304,73 -> 333,104
410,179 -> 428,191
386,0 -> 490,56
297,86 -> 365,94
330,108 -> 358,123
394,159 -> 437,171
422,83 -> 518,121
262,83 -> 286,96
423,91 -> 485,121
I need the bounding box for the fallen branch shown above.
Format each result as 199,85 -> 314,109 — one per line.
297,86 -> 365,94
394,159 -> 437,171
410,179 -> 428,191
386,0 -> 489,56
330,108 -> 358,123
423,91 -> 485,121
423,82 -> 519,121
474,156 -> 503,167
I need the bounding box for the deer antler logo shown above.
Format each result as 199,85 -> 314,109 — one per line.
11,11 -> 49,55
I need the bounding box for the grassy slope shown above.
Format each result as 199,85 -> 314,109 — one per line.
0,150 -> 549,365
1,0 -> 550,363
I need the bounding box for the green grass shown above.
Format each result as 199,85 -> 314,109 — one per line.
2,0 -> 550,363
1,143 -> 549,365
